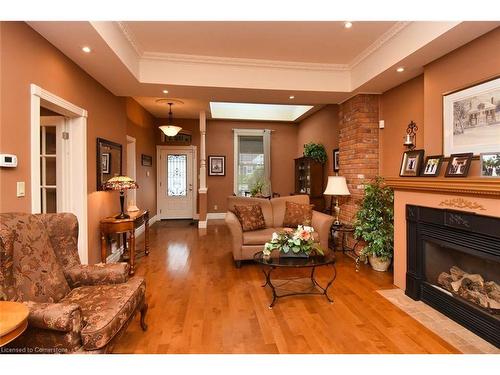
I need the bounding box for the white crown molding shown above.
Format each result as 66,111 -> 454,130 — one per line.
349,21 -> 412,69
141,51 -> 350,72
115,21 -> 144,58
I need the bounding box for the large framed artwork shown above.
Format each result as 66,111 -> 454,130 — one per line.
443,76 -> 500,156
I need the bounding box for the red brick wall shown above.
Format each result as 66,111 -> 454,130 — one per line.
338,94 -> 380,225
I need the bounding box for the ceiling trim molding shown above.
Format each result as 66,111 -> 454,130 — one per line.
115,21 -> 144,58
349,21 -> 412,69
141,52 -> 350,72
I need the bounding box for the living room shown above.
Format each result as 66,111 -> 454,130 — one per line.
1,1 -> 499,372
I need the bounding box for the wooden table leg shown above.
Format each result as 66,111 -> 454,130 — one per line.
145,213 -> 150,256
129,229 -> 136,275
101,231 -> 107,264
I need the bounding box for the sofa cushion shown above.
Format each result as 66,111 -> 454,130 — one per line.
227,196 -> 273,228
283,201 -> 313,228
270,195 -> 310,227
233,205 -> 266,232
0,213 -> 70,303
62,276 -> 145,351
243,228 -> 280,245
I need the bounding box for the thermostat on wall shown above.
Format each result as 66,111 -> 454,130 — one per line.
0,154 -> 18,167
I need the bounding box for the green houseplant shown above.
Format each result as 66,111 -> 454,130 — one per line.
303,142 -> 328,164
248,168 -> 270,197
353,177 -> 394,272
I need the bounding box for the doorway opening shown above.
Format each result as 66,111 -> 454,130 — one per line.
30,84 -> 88,263
157,145 -> 197,219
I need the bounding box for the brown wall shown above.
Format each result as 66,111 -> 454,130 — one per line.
379,75 -> 424,177
297,104 -> 339,186
125,98 -> 157,216
0,22 -> 137,264
379,27 -> 500,178
206,120 -> 298,213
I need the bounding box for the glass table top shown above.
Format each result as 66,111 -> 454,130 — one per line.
253,251 -> 336,268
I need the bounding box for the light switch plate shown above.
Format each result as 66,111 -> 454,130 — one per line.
379,120 -> 385,129
16,181 -> 25,197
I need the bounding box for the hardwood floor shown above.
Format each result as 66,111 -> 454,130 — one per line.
112,220 -> 460,354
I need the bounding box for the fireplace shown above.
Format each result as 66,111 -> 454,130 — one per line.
405,205 -> 499,348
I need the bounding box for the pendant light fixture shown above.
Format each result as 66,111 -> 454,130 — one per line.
159,102 -> 182,137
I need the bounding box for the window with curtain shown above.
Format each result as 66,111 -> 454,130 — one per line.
234,129 -> 271,196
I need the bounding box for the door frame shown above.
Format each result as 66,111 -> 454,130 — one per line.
30,84 -> 89,264
126,135 -> 137,209
156,145 -> 198,220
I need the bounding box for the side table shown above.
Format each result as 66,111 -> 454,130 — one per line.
330,223 -> 363,272
100,209 -> 149,275
0,301 -> 29,347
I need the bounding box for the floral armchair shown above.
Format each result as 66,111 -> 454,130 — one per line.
0,212 -> 148,353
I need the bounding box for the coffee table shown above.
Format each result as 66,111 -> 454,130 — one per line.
253,251 -> 337,308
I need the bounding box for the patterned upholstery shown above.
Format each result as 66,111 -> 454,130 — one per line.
0,212 -> 147,353
233,204 -> 266,232
282,201 -> 313,227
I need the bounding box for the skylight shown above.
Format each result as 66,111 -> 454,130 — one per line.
209,102 -> 313,122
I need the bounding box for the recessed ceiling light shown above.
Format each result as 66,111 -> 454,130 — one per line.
344,21 -> 353,29
162,89 -> 169,94
396,67 -> 405,72
82,46 -> 91,53
289,95 -> 295,100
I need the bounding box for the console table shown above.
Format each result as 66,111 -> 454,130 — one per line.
100,210 -> 149,275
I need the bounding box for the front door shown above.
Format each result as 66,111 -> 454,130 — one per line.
158,147 -> 195,219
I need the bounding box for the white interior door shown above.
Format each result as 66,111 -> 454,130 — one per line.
40,116 -> 67,213
157,147 -> 196,219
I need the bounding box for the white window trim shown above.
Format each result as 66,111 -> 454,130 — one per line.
30,84 -> 89,264
233,129 -> 272,196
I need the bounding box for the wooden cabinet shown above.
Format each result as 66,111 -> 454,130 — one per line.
294,157 -> 325,211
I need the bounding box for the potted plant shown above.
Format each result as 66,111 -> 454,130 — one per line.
303,142 -> 328,164
353,177 -> 394,272
248,168 -> 270,197
263,226 -> 323,258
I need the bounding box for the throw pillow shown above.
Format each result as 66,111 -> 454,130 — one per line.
233,204 -> 266,232
283,201 -> 313,228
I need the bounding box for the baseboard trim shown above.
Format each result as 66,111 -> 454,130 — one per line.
207,212 -> 226,220
198,220 -> 207,228
134,214 -> 159,237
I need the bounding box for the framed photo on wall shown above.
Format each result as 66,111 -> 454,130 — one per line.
208,155 -> 225,176
399,150 -> 424,177
480,152 -> 500,178
445,153 -> 473,177
421,155 -> 443,177
333,149 -> 340,172
141,154 -> 153,167
443,76 -> 500,156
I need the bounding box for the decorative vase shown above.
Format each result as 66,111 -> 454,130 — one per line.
368,255 -> 392,272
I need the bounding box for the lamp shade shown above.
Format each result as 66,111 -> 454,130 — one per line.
159,125 -> 182,137
323,176 -> 350,196
102,176 -> 138,191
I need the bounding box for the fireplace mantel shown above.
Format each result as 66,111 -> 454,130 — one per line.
385,177 -> 500,197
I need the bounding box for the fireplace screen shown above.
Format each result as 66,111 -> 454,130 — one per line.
424,241 -> 499,317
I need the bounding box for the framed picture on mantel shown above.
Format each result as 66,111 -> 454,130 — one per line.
443,76 -> 500,156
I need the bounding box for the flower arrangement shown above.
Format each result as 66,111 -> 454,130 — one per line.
263,225 -> 324,257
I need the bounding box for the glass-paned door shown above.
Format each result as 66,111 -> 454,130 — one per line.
158,147 -> 195,219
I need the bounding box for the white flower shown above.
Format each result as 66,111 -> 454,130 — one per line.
303,226 -> 314,233
272,232 -> 279,241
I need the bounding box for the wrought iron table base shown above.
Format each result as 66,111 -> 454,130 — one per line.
261,264 -> 337,308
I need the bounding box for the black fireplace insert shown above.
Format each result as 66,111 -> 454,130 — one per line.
405,205 -> 499,348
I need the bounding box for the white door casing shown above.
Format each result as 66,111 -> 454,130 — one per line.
157,145 -> 197,219
31,84 -> 88,264
126,136 -> 137,209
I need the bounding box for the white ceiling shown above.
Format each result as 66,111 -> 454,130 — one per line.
28,21 -> 500,120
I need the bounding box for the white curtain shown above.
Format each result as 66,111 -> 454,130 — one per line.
263,129 -> 272,196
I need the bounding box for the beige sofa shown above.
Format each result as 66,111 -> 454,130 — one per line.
225,195 -> 334,267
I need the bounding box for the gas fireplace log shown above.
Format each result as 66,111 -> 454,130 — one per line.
437,272 -> 454,292
485,281 -> 500,303
450,273 -> 484,293
450,266 -> 465,281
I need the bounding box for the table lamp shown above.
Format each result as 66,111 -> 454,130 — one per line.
103,176 -> 138,219
324,176 -> 350,225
